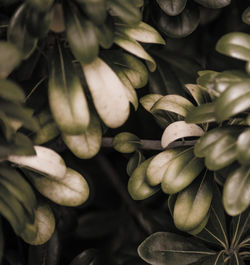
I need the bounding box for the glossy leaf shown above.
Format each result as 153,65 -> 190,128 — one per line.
215,81 -> 250,122
8,4 -> 37,59
156,0 -> 187,16
140,94 -> 163,112
162,147 -> 204,194
0,41 -> 21,79
82,57 -> 130,128
113,132 -> 141,153
216,32 -> 250,62
147,148 -> 185,186
237,129 -> 250,166
161,121 -> 204,148
193,0 -> 231,8
128,157 -> 159,200
114,32 -> 156,72
62,113 -> 102,159
127,151 -> 145,177
173,172 -> 213,232
138,232 -> 216,265
223,166 -> 250,216
116,21 -> 165,45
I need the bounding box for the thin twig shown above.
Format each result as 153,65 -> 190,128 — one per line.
25,76 -> 47,102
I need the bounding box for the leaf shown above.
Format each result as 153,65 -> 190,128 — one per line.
28,229 -> 60,265
161,121 -> 204,148
138,232 -> 216,265
127,151 -> 145,177
153,2 -> 200,38
108,0 -> 141,25
116,21 -> 165,45
8,4 -> 37,59
237,129 -> 250,166
162,147 -> 204,194
50,3 -> 65,33
0,41 -> 22,79
0,79 -> 25,102
193,0 -> 231,8
140,94 -> 163,112
199,251 -> 225,265
21,203 -> 55,245
82,57 -> 130,128
185,103 -> 216,124
185,84 -> 210,105
26,0 -> 54,12
147,148 -> 185,186
151,95 -> 194,117
33,122 -> 60,145
173,172 -> 213,232
10,132 -> 36,156
231,208 -> 250,248
70,249 -> 99,265
156,0 -> 187,16
94,21 -> 114,49
64,1 -> 99,64
62,113 -> 102,159
216,32 -> 250,62
114,32 -> 157,72
8,146 -> 67,180
128,157 -> 159,200
223,166 -> 250,216
113,132 -> 141,153
48,43 -> 90,135
242,7 -> 250,25
215,81 -> 250,122
26,167 -> 89,207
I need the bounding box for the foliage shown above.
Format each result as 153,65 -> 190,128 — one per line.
0,0 -> 249,265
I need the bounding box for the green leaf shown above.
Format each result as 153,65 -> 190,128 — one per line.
162,147 -> 204,194
82,57 -> 130,128
0,79 -> 25,103
116,21 -> 165,45
0,41 -> 22,79
237,129 -> 250,166
242,7 -> 250,25
147,148 -> 185,186
173,171 -> 213,232
108,0 -> 141,25
49,43 -> 90,135
223,166 -> 250,216
62,113 -> 102,159
216,32 -> 250,62
70,249 -> 98,265
113,132 -> 140,153
128,157 -> 159,200
114,32 -> 157,72
127,151 -> 145,177
64,1 -> 99,64
94,21 -> 114,49
140,94 -> 163,112
21,203 -> 55,245
161,121 -> 204,148
10,132 -> 36,156
151,95 -> 194,117
138,232 -> 216,265
193,0 -> 231,8
231,208 -> 250,248
185,84 -> 210,105
185,103 -> 216,124
215,81 -> 250,122
153,2 -> 200,38
26,167 -> 89,207
8,4 -> 38,59
33,122 -> 60,145
156,0 -> 187,16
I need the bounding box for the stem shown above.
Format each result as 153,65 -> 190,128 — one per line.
95,153 -> 153,236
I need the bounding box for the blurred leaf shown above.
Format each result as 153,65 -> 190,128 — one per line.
156,0 -> 187,16
50,3 -> 65,33
242,7 -> 250,25
138,232 -> 216,265
193,0 -> 231,8
128,157 -> 159,200
237,128 -> 250,166
0,41 -> 22,79
0,79 -> 25,103
70,249 -> 99,265
216,32 -> 250,62
223,166 -> 250,216
8,4 -> 37,59
185,84 -> 210,105
161,121 -> 204,148
94,21 -> 114,49
26,0 -> 54,12
113,132 -> 141,153
127,151 -> 145,176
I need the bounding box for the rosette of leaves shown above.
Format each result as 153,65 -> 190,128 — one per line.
1,0 -> 165,160
146,0 -> 231,38
138,186 -> 250,265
